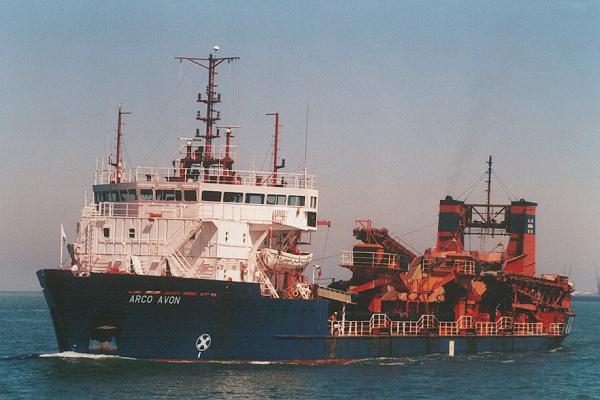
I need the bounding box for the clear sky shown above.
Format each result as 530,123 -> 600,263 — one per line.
2,1 -> 600,291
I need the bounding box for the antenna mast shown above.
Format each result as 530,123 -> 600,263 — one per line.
266,112 -> 285,185
175,47 -> 239,169
111,104 -> 131,183
485,155 -> 492,224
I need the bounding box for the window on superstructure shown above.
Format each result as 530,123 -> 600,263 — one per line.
310,196 -> 317,208
140,189 -> 153,201
267,194 -> 286,205
103,227 -> 110,238
306,211 -> 317,227
155,190 -> 176,201
223,192 -> 243,203
164,190 -> 176,201
288,196 -> 305,206
175,190 -> 182,201
128,228 -> 135,238
245,193 -> 264,204
527,217 -> 535,234
184,190 -> 197,202
201,191 -> 222,202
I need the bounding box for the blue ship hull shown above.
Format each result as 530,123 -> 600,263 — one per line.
37,269 -> 566,362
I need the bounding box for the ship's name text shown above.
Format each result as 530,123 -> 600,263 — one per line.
129,294 -> 181,305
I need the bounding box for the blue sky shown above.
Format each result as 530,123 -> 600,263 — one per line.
2,1 -> 600,291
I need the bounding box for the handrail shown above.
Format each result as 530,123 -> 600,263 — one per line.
331,315 -> 564,337
457,315 -> 474,330
453,259 -> 476,275
439,321 -> 458,336
476,322 -> 496,336
370,313 -> 390,330
94,167 -> 317,189
496,317 -> 513,332
340,251 -> 400,269
549,323 -> 565,335
514,322 -> 544,336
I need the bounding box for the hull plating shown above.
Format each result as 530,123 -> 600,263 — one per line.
37,269 -> 565,362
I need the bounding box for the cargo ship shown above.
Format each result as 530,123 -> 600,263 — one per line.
37,49 -> 574,362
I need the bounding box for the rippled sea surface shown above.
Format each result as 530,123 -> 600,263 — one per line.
1,292 -> 599,399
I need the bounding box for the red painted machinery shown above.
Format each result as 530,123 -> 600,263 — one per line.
338,158 -> 573,332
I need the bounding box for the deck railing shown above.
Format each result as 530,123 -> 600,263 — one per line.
514,322 -> 544,336
340,251 -> 400,269
438,321 -> 458,336
457,315 -> 474,330
83,202 -> 194,219
496,317 -> 513,332
94,167 -> 316,189
329,315 -> 562,337
476,322 -> 497,336
549,323 -> 565,335
452,259 -> 476,275
390,321 -> 419,336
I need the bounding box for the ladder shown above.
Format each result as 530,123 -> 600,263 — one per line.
253,257 -> 279,298
166,247 -> 196,278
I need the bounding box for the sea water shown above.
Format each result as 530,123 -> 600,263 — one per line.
1,292 -> 599,399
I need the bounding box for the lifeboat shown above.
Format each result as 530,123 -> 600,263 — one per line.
260,248 -> 313,272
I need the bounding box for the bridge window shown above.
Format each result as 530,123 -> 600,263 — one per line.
94,192 -> 101,203
140,189 -> 153,201
119,190 -> 128,201
245,193 -> 264,204
184,190 -> 197,202
267,194 -> 286,205
156,189 -> 177,201
223,192 -> 243,203
288,195 -> 305,206
101,191 -> 110,202
109,191 -> 118,202
128,189 -> 137,201
310,196 -> 317,208
201,191 -> 222,202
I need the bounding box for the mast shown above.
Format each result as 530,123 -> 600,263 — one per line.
111,105 -> 131,183
266,112 -> 285,185
175,47 -> 239,170
218,125 -> 240,182
485,155 -> 492,225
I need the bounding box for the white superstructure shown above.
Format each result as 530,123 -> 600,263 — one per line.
68,50 -> 320,299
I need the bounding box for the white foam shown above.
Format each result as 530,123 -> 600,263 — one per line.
39,351 -> 134,360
